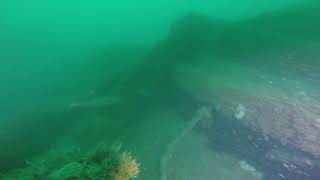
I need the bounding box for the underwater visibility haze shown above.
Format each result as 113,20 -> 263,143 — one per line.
0,0 -> 320,179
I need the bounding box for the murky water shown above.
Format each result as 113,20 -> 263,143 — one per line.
1,1 -> 320,179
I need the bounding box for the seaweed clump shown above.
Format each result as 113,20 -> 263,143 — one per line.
0,143 -> 140,180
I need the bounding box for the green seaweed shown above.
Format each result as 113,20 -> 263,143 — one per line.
0,143 -> 140,180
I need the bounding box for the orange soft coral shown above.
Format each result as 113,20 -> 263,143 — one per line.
114,152 -> 140,180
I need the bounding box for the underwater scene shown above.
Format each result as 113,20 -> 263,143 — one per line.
0,0 -> 320,179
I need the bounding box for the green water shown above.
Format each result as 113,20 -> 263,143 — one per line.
1,0 -> 320,179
